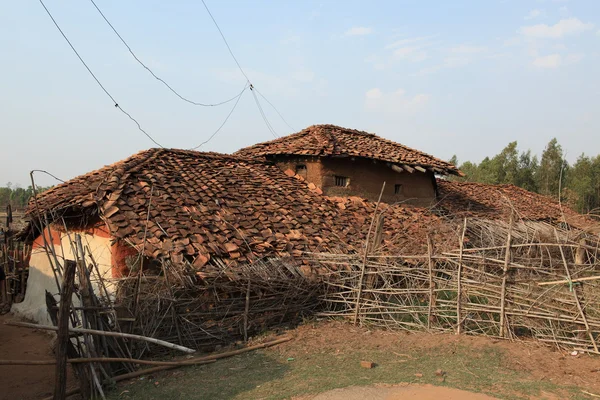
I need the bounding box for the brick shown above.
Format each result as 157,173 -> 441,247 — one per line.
360,361 -> 375,369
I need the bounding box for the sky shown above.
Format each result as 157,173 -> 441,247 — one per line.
1,0 -> 599,187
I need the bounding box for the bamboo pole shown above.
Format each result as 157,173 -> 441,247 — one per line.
353,182 -> 385,326
39,336 -> 292,400
54,260 -> 76,400
554,229 -> 599,353
243,279 -> 251,342
5,321 -> 196,354
537,275 -> 600,286
1,336 -> 292,367
426,235 -> 434,331
499,213 -> 514,338
456,218 -> 467,335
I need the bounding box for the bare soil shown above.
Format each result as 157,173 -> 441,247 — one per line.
0,313 -> 76,400
311,383 -> 498,400
277,321 -> 600,394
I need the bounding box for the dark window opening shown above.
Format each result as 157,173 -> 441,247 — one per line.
394,184 -> 403,194
335,176 -> 349,187
295,164 -> 307,173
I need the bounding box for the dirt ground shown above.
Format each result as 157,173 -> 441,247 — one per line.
277,321 -> 600,395
0,313 -> 76,400
311,384 -> 498,399
2,317 -> 600,399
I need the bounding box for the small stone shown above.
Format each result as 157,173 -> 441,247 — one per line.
435,369 -> 445,376
414,373 -> 423,378
360,361 -> 375,369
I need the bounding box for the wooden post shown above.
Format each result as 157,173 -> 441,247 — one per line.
499,213 -> 514,338
456,218 -> 467,335
427,235 -> 435,331
554,229 -> 599,353
353,182 -> 386,326
54,260 -> 76,400
243,279 -> 251,342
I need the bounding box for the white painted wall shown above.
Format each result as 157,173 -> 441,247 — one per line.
12,229 -> 114,325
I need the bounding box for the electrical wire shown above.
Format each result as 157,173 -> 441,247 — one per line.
88,0 -> 246,107
200,0 -> 250,82
30,170 -> 67,184
38,0 -> 164,148
189,83 -> 249,150
251,87 -> 279,139
253,87 -> 295,133
200,0 -> 296,140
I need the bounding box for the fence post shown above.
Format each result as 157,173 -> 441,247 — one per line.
427,235 -> 435,331
353,182 -> 386,326
54,260 -> 76,400
555,229 -> 599,353
499,213 -> 514,338
456,218 -> 467,335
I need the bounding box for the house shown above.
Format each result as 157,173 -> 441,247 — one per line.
236,124 -> 463,205
14,148 -> 371,325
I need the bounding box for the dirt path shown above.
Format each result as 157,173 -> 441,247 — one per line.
0,313 -> 76,400
312,384 -> 497,400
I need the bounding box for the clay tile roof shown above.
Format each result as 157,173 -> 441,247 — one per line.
23,148 -> 370,266
235,124 -> 462,176
436,180 -> 594,229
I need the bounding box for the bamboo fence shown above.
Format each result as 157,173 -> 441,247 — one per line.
317,217 -> 600,354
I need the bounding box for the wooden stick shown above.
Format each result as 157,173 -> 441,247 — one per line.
54,260 -> 76,400
0,336 -> 292,367
554,229 -> 599,353
537,275 -> 600,286
353,182 -> 386,326
5,321 -> 196,354
499,213 -> 514,338
456,218 -> 467,335
426,234 -> 434,331
243,279 -> 251,342
39,336 -> 292,400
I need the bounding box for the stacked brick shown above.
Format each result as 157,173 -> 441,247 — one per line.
235,124 -> 463,176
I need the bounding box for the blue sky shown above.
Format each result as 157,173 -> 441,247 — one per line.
1,0 -> 599,186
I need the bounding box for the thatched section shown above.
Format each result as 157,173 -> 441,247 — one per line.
318,218 -> 600,354
114,257 -> 322,357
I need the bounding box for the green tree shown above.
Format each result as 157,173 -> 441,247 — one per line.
537,138 -> 567,200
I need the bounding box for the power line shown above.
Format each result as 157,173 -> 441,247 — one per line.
200,0 -> 296,140
88,0 -> 245,107
38,0 -> 164,148
189,83 -> 249,150
253,87 -> 295,133
251,87 -> 279,139
200,0 -> 250,83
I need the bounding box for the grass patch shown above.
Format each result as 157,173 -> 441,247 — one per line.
106,339 -> 590,400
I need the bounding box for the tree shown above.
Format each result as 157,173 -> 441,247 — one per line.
514,150 -> 538,192
537,138 -> 567,200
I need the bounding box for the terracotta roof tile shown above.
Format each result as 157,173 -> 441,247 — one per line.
23,149 -> 368,266
235,124 -> 462,176
436,180 -> 594,229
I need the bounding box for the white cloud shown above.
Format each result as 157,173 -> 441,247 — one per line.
525,9 -> 543,20
565,53 -> 584,64
519,18 -> 594,39
345,27 -> 372,36
291,68 -> 315,83
393,46 -> 428,62
449,45 -> 488,54
532,53 -> 561,68
365,88 -> 429,115
280,35 -> 302,46
385,35 -> 437,49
